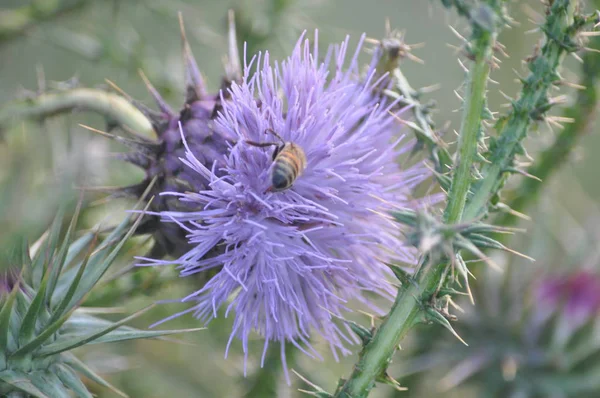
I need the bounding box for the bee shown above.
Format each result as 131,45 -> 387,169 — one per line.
246,129 -> 307,192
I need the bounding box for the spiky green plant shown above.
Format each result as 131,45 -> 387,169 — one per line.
0,203 -> 201,397
400,266 -> 600,398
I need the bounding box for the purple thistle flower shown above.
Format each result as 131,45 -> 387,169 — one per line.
139,32 -> 432,377
535,270 -> 600,345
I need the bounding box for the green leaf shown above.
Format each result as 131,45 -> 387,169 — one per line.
18,270 -> 50,345
0,281 -> 20,365
47,233 -> 97,324
53,363 -> 93,398
76,326 -> 205,345
0,370 -> 50,398
47,202 -> 81,305
63,232 -> 96,268
27,372 -> 72,398
63,203 -> 148,310
63,353 -> 128,398
424,308 -> 468,347
36,304 -> 156,357
9,309 -> 74,358
50,232 -> 97,302
32,209 -> 65,288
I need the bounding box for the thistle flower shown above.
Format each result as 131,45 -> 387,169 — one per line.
140,32 -> 432,375
402,268 -> 600,397
0,207 -> 199,397
99,14 -> 238,259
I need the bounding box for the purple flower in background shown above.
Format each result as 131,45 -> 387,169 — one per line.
0,263 -> 19,296
140,32 -> 431,376
536,270 -> 600,343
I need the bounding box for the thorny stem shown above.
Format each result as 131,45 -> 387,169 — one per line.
336,2 -> 500,397
0,88 -> 155,138
497,26 -> 600,226
336,0 -> 593,396
443,29 -> 495,224
463,0 -> 584,220
0,0 -> 90,42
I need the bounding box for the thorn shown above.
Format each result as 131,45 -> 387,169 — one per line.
457,58 -> 469,73
496,203 -> 532,221
498,90 -> 513,102
105,78 -> 165,131
499,245 -> 536,262
406,52 -> 425,64
387,110 -> 425,133
179,11 -> 206,102
580,31 -> 600,37
419,83 -> 441,94
364,37 -> 380,45
549,95 -> 569,105
449,25 -> 467,43
292,369 -> 328,393
225,9 -> 242,83
571,52 -> 584,64
560,80 -> 586,90
138,69 -> 173,115
456,236 -> 503,273
446,43 -> 462,53
549,116 -> 575,124
454,90 -> 464,101
427,308 -> 468,346
104,78 -> 131,99
506,167 -> 542,182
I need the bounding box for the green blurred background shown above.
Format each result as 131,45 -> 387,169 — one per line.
1,0 -> 599,397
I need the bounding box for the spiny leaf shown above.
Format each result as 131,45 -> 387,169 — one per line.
51,231 -> 99,301
36,304 -> 156,357
62,232 -> 96,271
9,308 -> 75,357
62,204 -> 147,310
18,270 -> 51,345
345,320 -> 373,346
79,326 -> 205,345
27,372 -> 71,398
48,232 -> 98,324
34,208 -> 65,288
0,281 -> 20,364
292,369 -> 332,397
0,370 -> 50,398
46,201 -> 82,304
424,307 -> 468,346
63,353 -> 128,398
53,364 -> 93,398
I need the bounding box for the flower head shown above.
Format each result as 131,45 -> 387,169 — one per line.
142,32 -> 430,374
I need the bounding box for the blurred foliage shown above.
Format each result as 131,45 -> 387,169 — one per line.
1,0 -> 599,397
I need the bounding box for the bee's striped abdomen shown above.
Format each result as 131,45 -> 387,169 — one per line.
271,143 -> 307,191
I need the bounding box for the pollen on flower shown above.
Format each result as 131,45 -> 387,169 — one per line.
137,30 -> 433,380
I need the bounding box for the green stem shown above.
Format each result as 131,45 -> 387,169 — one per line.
443,32 -> 494,224
0,0 -> 90,42
335,261 -> 446,398
335,4 -> 498,397
0,88 -> 155,138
